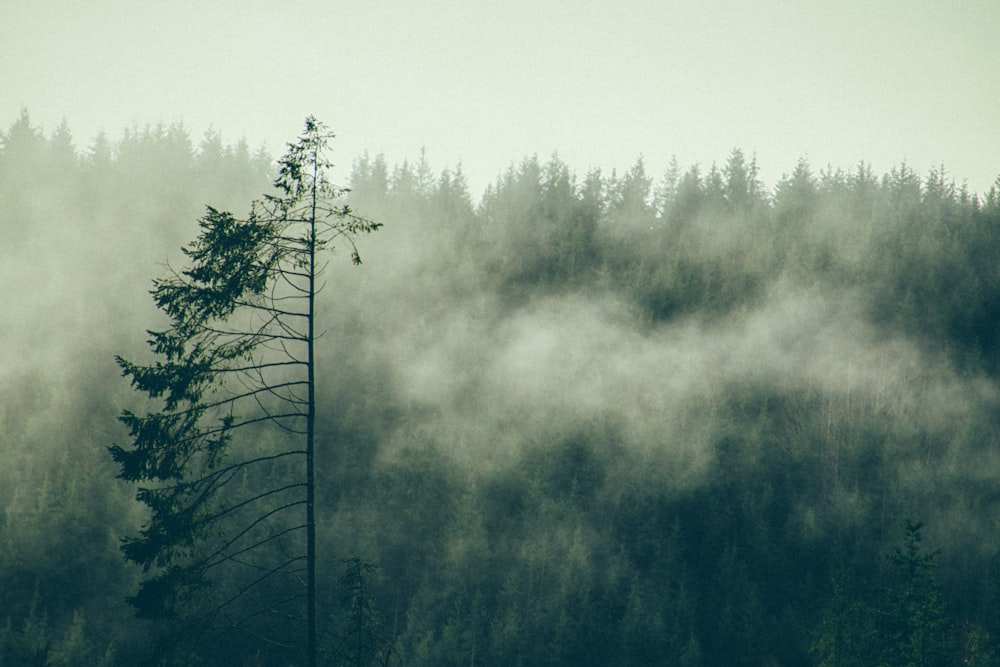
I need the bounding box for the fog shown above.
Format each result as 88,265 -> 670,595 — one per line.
334,218 -> 999,517
3,112 -> 1000,664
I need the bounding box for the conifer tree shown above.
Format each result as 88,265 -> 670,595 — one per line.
880,520 -> 953,667
110,116 -> 379,665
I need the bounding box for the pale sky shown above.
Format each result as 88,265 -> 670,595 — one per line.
3,0 -> 999,197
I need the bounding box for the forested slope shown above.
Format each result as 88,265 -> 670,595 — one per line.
2,110 -> 1000,665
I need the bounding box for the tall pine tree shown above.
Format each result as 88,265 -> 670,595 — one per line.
110,117 -> 380,665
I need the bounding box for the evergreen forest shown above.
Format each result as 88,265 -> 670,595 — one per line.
3,109 -> 1000,665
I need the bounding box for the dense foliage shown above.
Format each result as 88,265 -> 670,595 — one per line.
2,110 -> 1000,665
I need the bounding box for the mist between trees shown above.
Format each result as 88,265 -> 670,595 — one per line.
2,109 -> 1000,665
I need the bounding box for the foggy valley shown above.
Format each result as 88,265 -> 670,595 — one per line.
3,110 -> 1000,665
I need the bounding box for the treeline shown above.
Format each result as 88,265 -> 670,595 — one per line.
3,109 -> 1000,665
333,150 -> 1000,665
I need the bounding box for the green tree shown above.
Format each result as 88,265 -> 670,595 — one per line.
960,622 -> 997,667
722,147 -> 762,215
773,157 -> 818,227
811,566 -> 877,667
110,116 -> 379,665
879,520 -> 954,667
0,110 -> 48,245
606,157 -> 655,232
653,155 -> 681,219
327,559 -> 396,666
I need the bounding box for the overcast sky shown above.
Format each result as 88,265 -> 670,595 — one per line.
3,0 -> 998,197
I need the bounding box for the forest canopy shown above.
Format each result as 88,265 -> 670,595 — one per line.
2,110 -> 1000,665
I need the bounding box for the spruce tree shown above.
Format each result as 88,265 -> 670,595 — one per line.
110,116 -> 379,665
880,520 -> 953,667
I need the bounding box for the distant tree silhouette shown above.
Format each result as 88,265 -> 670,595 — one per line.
880,520 -> 953,667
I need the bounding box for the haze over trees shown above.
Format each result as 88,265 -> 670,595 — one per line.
2,109 -> 1000,665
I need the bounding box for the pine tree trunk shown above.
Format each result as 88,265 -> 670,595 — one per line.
306,155 -> 319,667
